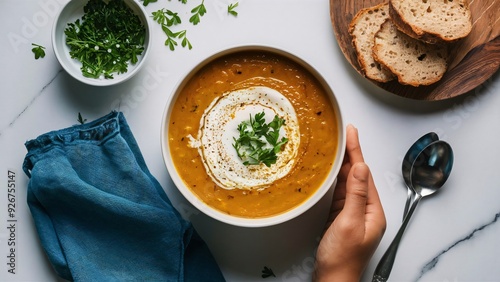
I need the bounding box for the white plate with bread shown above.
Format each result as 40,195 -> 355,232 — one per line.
330,0 -> 499,100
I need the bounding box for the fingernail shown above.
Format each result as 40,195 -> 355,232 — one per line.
353,163 -> 369,182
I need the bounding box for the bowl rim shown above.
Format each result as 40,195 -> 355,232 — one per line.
52,0 -> 152,86
161,44 -> 346,227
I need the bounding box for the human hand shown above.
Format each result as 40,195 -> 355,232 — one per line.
314,125 -> 386,281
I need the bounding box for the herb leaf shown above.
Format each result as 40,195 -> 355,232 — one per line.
232,112 -> 288,167
31,43 -> 46,59
77,112 -> 87,124
178,30 -> 192,49
141,0 -> 157,6
152,8 -> 181,26
261,266 -> 276,278
189,0 -> 206,25
228,2 -> 239,16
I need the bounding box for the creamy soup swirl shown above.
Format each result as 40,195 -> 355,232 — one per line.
187,86 -> 300,190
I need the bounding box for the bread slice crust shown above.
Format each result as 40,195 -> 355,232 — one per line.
373,19 -> 449,86
349,3 -> 395,82
389,0 -> 472,44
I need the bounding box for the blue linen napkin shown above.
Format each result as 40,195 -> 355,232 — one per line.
22,111 -> 225,282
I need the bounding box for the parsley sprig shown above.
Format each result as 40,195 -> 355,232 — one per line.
189,0 -> 207,25
228,2 -> 239,16
261,266 -> 276,278
153,9 -> 192,50
64,0 -> 146,79
77,112 -> 87,124
31,43 -> 46,59
151,0 -> 241,51
233,112 -> 289,167
141,0 -> 157,6
153,9 -> 181,26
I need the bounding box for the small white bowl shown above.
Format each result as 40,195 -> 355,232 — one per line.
161,45 -> 346,228
52,0 -> 151,86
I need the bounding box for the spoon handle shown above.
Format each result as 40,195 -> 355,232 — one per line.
372,194 -> 422,282
403,187 -> 414,221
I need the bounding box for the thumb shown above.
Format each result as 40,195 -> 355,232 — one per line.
342,162 -> 370,222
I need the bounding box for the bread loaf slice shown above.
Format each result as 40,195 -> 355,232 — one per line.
389,0 -> 472,44
349,3 -> 395,82
373,19 -> 448,86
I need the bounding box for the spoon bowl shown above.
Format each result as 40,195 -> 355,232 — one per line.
401,132 -> 439,219
411,140 -> 454,197
373,140 -> 454,282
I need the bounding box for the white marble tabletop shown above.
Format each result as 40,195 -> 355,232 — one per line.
1,0 -> 499,281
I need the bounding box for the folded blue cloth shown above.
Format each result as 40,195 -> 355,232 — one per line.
22,111 -> 225,282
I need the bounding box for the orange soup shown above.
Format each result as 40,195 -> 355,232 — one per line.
168,50 -> 339,218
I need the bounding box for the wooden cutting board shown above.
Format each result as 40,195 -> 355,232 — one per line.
330,0 -> 500,100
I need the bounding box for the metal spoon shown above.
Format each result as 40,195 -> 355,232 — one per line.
401,132 -> 439,221
373,140 -> 454,282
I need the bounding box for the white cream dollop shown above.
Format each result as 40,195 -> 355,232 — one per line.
188,86 -> 300,190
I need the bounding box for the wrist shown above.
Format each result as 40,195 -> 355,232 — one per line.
313,266 -> 361,282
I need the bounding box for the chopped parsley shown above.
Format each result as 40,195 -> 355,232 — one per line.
64,0 -> 146,79
232,112 -> 288,167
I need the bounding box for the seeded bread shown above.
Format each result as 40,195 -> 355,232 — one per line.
373,19 -> 448,86
349,3 -> 395,82
389,0 -> 472,44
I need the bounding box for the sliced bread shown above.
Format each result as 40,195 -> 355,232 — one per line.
373,19 -> 448,86
349,3 -> 395,82
389,0 -> 472,44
